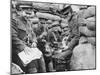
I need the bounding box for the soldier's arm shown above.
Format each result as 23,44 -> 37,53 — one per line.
12,18 -> 26,54
67,13 -> 80,51
12,31 -> 26,54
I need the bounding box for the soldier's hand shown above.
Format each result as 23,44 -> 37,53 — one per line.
52,53 -> 65,60
52,50 -> 72,60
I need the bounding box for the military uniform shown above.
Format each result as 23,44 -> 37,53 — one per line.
12,16 -> 27,72
11,13 -> 46,73
52,11 -> 80,71
67,12 -> 80,50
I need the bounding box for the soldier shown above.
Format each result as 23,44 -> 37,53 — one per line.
11,11 -> 46,74
52,6 -> 80,70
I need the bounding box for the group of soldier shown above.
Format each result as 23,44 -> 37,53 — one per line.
11,2 -> 80,74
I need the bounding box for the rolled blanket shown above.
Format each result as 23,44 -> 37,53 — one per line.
79,26 -> 96,37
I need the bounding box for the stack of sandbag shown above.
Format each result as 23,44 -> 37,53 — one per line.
70,6 -> 96,70
78,6 -> 96,46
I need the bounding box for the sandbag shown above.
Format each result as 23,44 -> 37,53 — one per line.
29,17 -> 39,23
33,2 -> 63,11
32,2 -> 52,11
70,43 -> 95,70
36,12 -> 61,21
79,6 -> 88,10
79,26 -> 96,37
87,7 -> 96,15
86,16 -> 95,22
61,18 -> 68,24
87,37 -> 96,46
63,27 -> 69,32
78,6 -> 95,19
78,18 -> 96,31
46,20 -> 52,24
49,26 -> 61,32
83,6 -> 96,18
48,21 -> 60,29
79,36 -> 88,44
51,21 -> 59,26
86,20 -> 95,31
86,17 -> 96,31
61,22 -> 68,28
50,3 -> 64,11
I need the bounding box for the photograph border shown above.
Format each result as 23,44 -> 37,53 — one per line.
10,0 -> 96,74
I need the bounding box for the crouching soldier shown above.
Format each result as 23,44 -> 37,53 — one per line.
11,13 -> 46,74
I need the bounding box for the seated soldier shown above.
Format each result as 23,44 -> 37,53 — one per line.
12,12 -> 46,74
25,41 -> 46,73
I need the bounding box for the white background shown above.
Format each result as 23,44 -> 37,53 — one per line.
0,0 -> 99,75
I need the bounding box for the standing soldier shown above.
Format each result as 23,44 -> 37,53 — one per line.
52,5 -> 80,70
